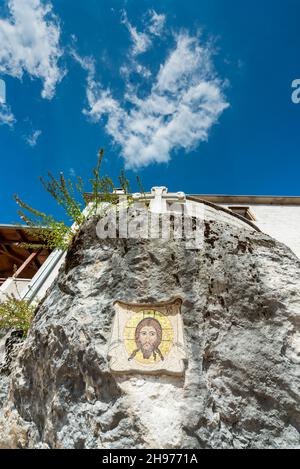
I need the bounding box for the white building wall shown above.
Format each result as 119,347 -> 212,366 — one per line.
0,278 -> 31,302
224,204 -> 300,259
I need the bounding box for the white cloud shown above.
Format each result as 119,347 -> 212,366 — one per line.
83,32 -> 229,169
26,129 -> 42,146
121,10 -> 152,57
0,79 -> 6,103
0,0 -> 64,99
70,50 -> 95,77
0,103 -> 15,126
118,10 -> 166,83
148,10 -> 166,37
71,50 -> 102,117
120,62 -> 151,83
120,9 -> 165,64
156,34 -> 213,92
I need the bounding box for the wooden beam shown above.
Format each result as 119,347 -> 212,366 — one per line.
0,232 -> 28,265
0,240 -> 43,247
16,229 -> 41,269
13,250 -> 41,279
0,248 -> 26,265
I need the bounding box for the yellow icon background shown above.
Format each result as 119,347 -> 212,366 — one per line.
124,309 -> 174,365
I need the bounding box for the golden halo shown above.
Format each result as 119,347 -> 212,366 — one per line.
124,309 -> 174,365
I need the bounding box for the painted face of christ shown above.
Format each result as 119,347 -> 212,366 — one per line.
139,325 -> 158,358
128,317 -> 164,362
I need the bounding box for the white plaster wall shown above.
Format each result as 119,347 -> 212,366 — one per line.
185,200 -> 254,231
0,278 -> 31,302
250,205 -> 300,259
224,204 -> 300,259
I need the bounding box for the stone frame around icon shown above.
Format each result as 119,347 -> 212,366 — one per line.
108,298 -> 186,376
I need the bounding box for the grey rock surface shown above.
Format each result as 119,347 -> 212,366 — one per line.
0,213 -> 299,449
0,330 -> 10,409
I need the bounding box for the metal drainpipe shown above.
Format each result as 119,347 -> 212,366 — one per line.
21,249 -> 66,304
20,202 -> 96,304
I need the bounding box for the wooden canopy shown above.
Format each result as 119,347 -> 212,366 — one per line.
0,225 -> 51,287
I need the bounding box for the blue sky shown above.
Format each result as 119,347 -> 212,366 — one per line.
0,0 -> 300,224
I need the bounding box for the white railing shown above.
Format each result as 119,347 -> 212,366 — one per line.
0,277 -> 31,302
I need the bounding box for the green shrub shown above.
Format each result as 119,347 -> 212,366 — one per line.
14,149 -> 136,250
0,296 -> 36,336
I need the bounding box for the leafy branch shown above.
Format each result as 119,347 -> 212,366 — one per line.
14,149 -> 137,250
0,295 -> 36,336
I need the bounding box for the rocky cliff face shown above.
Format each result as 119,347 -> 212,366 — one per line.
0,212 -> 299,449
